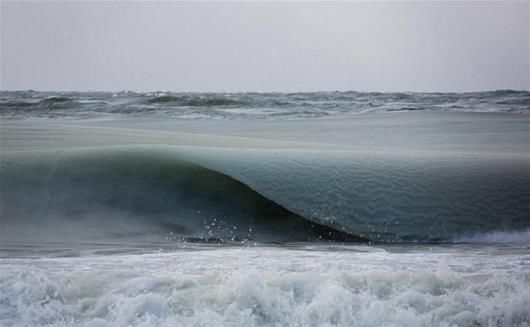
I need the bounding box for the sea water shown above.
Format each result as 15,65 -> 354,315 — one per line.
1,90 -> 529,326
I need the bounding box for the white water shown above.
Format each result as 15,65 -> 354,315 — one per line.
1,244 -> 529,326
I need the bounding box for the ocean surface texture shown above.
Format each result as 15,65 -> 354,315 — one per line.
1,90 -> 529,326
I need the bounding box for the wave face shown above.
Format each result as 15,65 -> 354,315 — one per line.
0,149 -> 361,246
2,146 -> 529,245
182,148 -> 530,242
1,90 -> 529,119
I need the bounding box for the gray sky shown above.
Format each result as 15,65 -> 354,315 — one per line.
1,1 -> 529,92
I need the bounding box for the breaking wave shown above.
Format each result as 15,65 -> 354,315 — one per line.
1,146 -> 528,245
0,148 -> 362,246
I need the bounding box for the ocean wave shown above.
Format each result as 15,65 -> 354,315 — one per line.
39,96 -> 71,105
1,146 -> 528,245
0,96 -> 73,111
145,95 -> 241,107
0,148 -> 361,246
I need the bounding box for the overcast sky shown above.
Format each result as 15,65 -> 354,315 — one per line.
1,1 -> 528,92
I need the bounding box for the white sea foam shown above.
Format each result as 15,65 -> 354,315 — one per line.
1,245 -> 529,326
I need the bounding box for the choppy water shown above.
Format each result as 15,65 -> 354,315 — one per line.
1,90 -> 529,120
